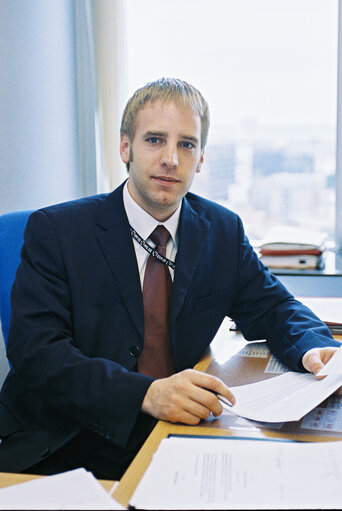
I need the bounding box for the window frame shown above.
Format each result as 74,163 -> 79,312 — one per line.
335,0 -> 342,250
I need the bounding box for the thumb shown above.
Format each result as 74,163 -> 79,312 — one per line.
302,348 -> 325,377
310,358 -> 325,376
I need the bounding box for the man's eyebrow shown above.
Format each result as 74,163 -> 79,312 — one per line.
144,130 -> 167,138
180,135 -> 199,144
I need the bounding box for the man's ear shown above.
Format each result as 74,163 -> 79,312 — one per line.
196,149 -> 205,173
120,134 -> 131,164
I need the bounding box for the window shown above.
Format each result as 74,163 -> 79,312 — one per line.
126,0 -> 338,241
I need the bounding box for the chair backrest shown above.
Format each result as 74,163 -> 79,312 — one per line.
0,210 -> 33,345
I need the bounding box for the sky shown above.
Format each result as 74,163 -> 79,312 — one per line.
126,0 -> 338,136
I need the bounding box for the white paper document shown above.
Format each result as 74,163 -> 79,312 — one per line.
221,369 -> 342,423
237,342 -> 270,358
264,354 -> 289,374
0,468 -> 124,510
130,436 -> 342,509
318,346 -> 342,375
298,296 -> 342,324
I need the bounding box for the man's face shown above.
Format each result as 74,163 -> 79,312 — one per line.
120,99 -> 204,221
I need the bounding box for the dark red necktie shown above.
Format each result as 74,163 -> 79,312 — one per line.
138,225 -> 176,378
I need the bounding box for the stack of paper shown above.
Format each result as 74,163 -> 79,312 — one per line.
259,225 -> 326,269
298,296 -> 342,334
130,436 -> 342,509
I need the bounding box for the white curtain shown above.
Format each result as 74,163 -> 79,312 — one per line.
75,0 -> 128,195
93,0 -> 128,193
335,0 -> 342,250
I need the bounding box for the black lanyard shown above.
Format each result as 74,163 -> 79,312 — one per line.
129,226 -> 176,270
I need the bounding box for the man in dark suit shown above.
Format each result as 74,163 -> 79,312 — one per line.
0,78 -> 340,480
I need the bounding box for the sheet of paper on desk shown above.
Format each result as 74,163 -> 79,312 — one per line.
130,436 -> 342,509
222,368 -> 342,423
0,468 -> 123,510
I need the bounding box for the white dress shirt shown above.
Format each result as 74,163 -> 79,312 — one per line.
123,181 -> 181,288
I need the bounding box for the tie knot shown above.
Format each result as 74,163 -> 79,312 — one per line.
150,225 -> 171,248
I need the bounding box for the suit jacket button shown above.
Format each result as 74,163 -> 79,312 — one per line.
41,448 -> 50,458
130,345 -> 141,357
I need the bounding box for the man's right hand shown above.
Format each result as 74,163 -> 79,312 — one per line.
141,369 -> 236,425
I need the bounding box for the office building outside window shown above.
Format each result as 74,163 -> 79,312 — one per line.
126,0 -> 338,241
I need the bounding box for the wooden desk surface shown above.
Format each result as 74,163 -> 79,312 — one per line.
114,321 -> 342,508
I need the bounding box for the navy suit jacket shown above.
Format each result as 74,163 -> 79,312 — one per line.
0,182 -> 339,472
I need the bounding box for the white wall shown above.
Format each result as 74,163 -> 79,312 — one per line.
0,0 -> 84,214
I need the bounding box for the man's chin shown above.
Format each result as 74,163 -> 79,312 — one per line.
146,194 -> 182,219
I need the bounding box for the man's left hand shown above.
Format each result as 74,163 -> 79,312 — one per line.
302,347 -> 342,396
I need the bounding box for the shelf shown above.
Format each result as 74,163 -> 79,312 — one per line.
265,251 -> 342,297
271,250 -> 342,277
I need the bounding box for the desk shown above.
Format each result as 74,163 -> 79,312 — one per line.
114,319 -> 342,508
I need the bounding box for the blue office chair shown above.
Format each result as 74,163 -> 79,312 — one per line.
0,210 -> 33,346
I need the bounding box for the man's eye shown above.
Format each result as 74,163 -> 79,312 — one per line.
147,137 -> 160,144
181,141 -> 194,149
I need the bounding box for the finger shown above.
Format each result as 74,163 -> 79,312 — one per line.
187,370 -> 236,406
309,359 -> 326,380
302,347 -> 340,378
303,347 -> 339,368
211,400 -> 224,417
161,392 -> 216,424
196,372 -> 236,405
302,349 -> 325,375
188,385 -> 224,417
319,347 -> 340,365
310,357 -> 325,376
183,398 -> 218,421
170,370 -> 231,416
171,409 -> 208,426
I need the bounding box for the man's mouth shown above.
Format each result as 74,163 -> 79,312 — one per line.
152,176 -> 180,186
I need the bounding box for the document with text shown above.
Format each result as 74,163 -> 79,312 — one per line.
221,347 -> 342,422
130,436 -> 342,509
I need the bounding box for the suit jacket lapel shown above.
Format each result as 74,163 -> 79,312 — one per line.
94,184 -> 144,340
93,186 -> 211,339
170,197 -> 211,325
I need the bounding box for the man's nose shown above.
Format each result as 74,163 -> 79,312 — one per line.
160,143 -> 179,169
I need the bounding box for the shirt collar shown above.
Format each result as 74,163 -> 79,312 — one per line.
123,181 -> 181,246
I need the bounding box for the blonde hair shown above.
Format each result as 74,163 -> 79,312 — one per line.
120,77 -> 210,150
